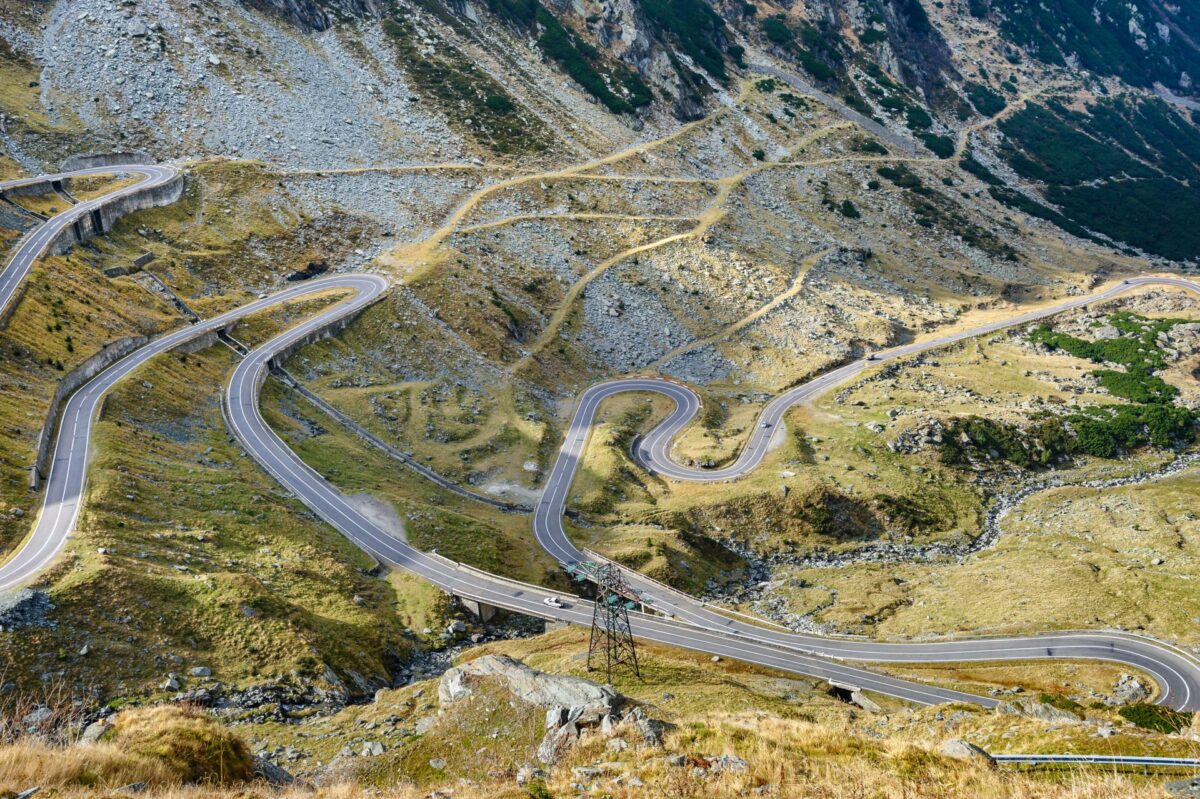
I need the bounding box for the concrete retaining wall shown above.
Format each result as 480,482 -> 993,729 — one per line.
0,283 -> 27,329
60,151 -> 154,171
0,179 -> 58,199
268,295 -> 384,368
48,172 -> 184,256
29,335 -> 148,490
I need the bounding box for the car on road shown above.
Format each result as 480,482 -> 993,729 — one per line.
542,596 -> 563,608
760,422 -> 771,429
866,354 -> 879,361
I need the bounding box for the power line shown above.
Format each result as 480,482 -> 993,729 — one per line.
568,560 -> 641,682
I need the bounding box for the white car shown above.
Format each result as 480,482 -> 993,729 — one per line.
542,596 -> 563,608
760,422 -> 771,429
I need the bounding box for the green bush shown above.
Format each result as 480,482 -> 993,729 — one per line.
762,15 -> 792,45
965,82 -> 1006,116
1118,703 -> 1193,734
920,133 -> 954,158
854,139 -> 889,155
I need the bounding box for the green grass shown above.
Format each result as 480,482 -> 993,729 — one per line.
258,378 -> 564,587
0,334 -> 412,700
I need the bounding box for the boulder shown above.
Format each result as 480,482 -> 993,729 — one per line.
707,754 -> 748,774
253,756 -> 294,785
1022,701 -> 1081,724
78,719 -> 112,744
1111,673 -> 1149,705
939,738 -> 995,766
536,722 -> 578,765
439,655 -> 618,713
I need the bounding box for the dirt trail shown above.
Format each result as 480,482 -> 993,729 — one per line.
647,247 -> 834,370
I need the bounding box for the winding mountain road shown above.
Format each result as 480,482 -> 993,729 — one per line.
532,280 -> 1200,710
4,169 -> 1200,719
0,164 -> 180,321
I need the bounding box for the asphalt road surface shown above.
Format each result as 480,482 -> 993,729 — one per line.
0,164 -> 179,321
4,169 -> 1200,723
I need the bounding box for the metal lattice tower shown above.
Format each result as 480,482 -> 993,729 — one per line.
572,561 -> 641,682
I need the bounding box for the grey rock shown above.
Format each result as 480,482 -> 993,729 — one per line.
22,707 -> 52,728
0,590 -> 54,631
515,764 -> 546,786
428,757 -> 447,770
253,756 -> 294,785
536,722 -> 577,765
939,738 -> 995,765
361,741 -> 385,757
1166,777 -> 1200,797
189,666 -> 212,677
1021,700 -> 1081,724
1111,673 -> 1149,705
707,754 -> 748,774
439,655 -> 618,713
79,719 -> 112,744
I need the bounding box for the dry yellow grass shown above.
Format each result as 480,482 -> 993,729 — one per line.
0,705 -> 252,794
0,711 -> 1173,799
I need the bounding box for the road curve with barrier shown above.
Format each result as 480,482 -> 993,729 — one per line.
0,163 -> 180,322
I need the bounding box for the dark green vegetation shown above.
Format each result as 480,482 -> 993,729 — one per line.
996,98 -> 1200,260
860,61 -> 948,141
761,15 -> 840,82
920,133 -> 954,158
486,0 -> 651,114
959,152 -> 1112,247
1118,703 -> 1194,735
1030,311 -> 1186,402
943,313 -> 1198,467
941,415 -> 1073,470
381,16 -> 552,154
641,0 -> 732,81
969,0 -> 1200,93
964,82 -> 1005,116
876,164 -> 1017,260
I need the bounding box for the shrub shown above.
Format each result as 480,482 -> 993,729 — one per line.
110,705 -> 254,784
838,199 -> 861,218
484,94 -> 515,114
965,82 -> 1005,116
920,133 -> 955,158
1118,703 -> 1192,734
854,138 -> 888,155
